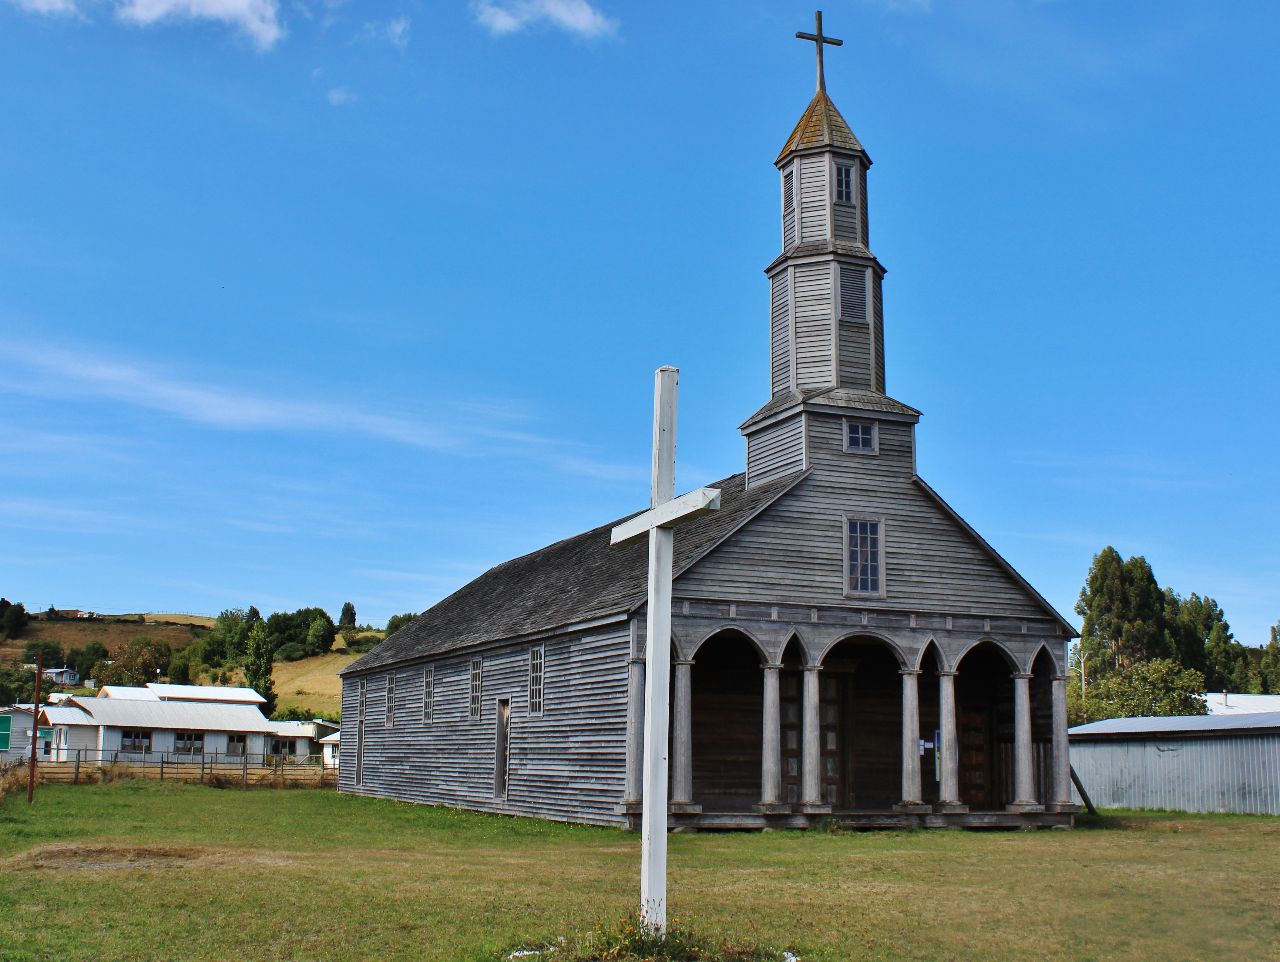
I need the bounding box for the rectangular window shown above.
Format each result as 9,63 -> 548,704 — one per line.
528,646 -> 545,716
174,731 -> 204,755
844,418 -> 878,454
271,738 -> 296,756
226,733 -> 246,756
783,170 -> 794,211
836,163 -> 854,204
358,678 -> 367,719
470,658 -> 483,719
846,519 -> 883,595
121,729 -> 151,753
385,671 -> 396,727
423,665 -> 434,724
839,265 -> 867,320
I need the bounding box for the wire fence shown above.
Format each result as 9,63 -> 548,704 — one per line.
31,750 -> 338,789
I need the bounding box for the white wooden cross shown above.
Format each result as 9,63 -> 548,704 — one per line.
611,366 -> 720,935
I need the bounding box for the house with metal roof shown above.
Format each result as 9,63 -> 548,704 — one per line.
338,17 -> 1080,830
1070,713 -> 1280,815
97,683 -> 266,705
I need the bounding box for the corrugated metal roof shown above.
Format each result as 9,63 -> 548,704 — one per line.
1070,712 -> 1280,738
98,686 -> 159,700
264,720 -> 313,736
319,731 -> 340,744
148,684 -> 265,704
43,705 -> 93,725
1205,693 -> 1280,716
64,697 -> 276,733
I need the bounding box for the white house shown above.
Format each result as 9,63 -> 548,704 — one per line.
1205,693 -> 1280,716
319,730 -> 340,769
0,706 -> 40,763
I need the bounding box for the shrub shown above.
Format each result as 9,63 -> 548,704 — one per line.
274,643 -> 307,662
498,916 -> 788,962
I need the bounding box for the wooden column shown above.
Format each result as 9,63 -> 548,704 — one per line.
895,669 -> 928,813
757,664 -> 786,812
799,665 -> 829,813
1047,674 -> 1078,813
1008,672 -> 1044,813
670,659 -> 697,810
622,654 -> 645,806
936,670 -> 966,813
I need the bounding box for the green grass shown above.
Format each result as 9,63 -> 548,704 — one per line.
1,783 -> 1277,962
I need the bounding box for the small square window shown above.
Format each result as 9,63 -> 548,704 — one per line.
836,164 -> 854,204
844,418 -> 878,454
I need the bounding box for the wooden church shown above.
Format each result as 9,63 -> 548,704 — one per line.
340,19 -> 1081,829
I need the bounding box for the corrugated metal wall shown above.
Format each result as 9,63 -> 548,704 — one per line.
1070,733 -> 1280,815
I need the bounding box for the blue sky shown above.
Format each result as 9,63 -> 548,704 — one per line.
1,0 -> 1277,646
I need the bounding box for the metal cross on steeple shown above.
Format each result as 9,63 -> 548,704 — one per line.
796,10 -> 843,94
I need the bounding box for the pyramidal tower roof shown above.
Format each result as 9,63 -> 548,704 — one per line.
776,89 -> 866,165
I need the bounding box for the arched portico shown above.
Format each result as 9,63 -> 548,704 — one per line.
689,629 -> 764,812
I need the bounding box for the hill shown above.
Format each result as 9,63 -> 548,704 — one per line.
1,619 -> 210,665
271,651 -> 360,715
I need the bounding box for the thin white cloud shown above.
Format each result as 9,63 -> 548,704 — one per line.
472,0 -> 615,38
5,0 -> 80,14
115,0 -> 284,48
326,85 -> 357,105
5,0 -> 284,48
358,14 -> 409,49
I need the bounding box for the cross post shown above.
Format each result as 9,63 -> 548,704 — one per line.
796,10 -> 843,94
611,366 -> 720,935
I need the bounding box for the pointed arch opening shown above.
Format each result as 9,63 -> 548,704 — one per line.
954,641 -> 1017,810
817,635 -> 904,810
778,634 -> 806,806
916,641 -> 945,806
1029,646 -> 1057,805
691,629 -> 764,812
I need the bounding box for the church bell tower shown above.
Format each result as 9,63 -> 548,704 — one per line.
743,12 -> 918,488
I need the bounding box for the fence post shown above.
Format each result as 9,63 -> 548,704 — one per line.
160,756 -> 165,782
73,750 -> 81,785
242,753 -> 248,787
200,754 -> 205,785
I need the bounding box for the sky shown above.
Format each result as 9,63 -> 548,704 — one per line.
1,0 -> 1277,647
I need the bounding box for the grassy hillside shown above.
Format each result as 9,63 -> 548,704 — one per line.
1,620 -> 209,664
271,651 -> 360,715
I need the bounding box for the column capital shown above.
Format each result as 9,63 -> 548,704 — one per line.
936,670 -> 958,677
627,656 -> 646,666
763,662 -> 784,671
1052,674 -> 1070,683
898,668 -> 922,677
672,659 -> 695,667
801,664 -> 823,673
1010,672 -> 1033,680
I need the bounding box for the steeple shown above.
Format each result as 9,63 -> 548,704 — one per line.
742,12 -> 920,490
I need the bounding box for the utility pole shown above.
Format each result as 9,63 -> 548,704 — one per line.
28,650 -> 43,804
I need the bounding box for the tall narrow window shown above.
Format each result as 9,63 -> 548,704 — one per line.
846,519 -> 883,595
358,678 -> 367,718
422,665 -> 434,724
836,163 -> 854,204
783,170 -> 794,211
385,671 -> 396,727
469,658 -> 483,719
355,678 -> 366,785
528,646 -> 545,716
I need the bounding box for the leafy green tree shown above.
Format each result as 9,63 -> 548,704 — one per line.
1076,548 -> 1169,675
244,621 -> 277,715
385,612 -> 418,636
266,608 -> 335,656
21,638 -> 64,667
0,665 -> 38,704
339,602 -> 357,628
204,609 -> 251,665
68,641 -> 109,680
1260,623 -> 1280,694
1079,659 -> 1208,722
273,642 -> 307,662
91,637 -> 172,687
168,650 -> 192,684
305,616 -> 336,656
2,601 -> 29,639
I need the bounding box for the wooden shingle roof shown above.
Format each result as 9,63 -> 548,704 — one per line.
342,472 -> 803,674
776,90 -> 865,164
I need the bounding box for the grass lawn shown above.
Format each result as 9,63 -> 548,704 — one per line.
1,783 -> 1277,962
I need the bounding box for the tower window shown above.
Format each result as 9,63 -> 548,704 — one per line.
783,171 -> 794,211
845,518 -> 883,596
844,418 -> 878,454
836,163 -> 854,204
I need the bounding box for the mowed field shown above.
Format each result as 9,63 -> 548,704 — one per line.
1,783 -> 1277,962
271,650 -> 360,714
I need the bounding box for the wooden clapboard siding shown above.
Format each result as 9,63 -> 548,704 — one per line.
859,164 -> 869,246
793,263 -> 834,389
838,265 -> 871,389
338,624 -> 629,826
682,416 -> 1047,618
770,271 -> 791,396
873,273 -> 886,392
798,155 -> 829,242
746,413 -> 805,487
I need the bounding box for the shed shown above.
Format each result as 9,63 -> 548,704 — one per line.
1069,712 -> 1280,815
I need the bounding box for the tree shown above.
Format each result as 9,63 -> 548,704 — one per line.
2,601 -> 29,639
22,638 -> 64,667
0,665 -> 39,704
244,621 -> 277,715
266,608 -> 335,656
385,612 -> 418,636
305,616 -> 336,656
339,601 -> 357,628
1080,658 -> 1208,722
204,609 -> 251,665
1076,548 -> 1169,676
91,637 -> 172,687
168,650 -> 192,685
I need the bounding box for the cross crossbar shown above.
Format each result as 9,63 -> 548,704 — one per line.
796,10 -> 843,93
610,487 -> 721,546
